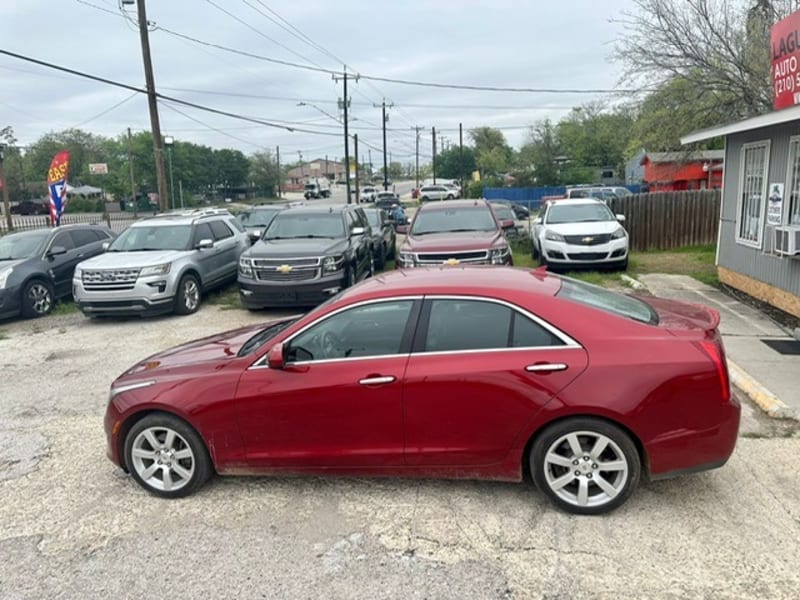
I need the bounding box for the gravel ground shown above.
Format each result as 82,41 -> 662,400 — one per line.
1,305 -> 800,598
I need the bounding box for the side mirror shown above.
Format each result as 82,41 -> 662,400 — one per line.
247,231 -> 261,244
197,238 -> 214,250
616,214 -> 626,223
268,343 -> 285,369
47,245 -> 67,257
534,217 -> 543,225
396,224 -> 409,235
351,226 -> 366,236
101,242 -> 110,251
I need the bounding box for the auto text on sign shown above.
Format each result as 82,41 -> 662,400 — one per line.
772,10 -> 800,110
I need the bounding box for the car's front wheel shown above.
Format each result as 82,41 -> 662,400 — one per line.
174,274 -> 201,315
124,413 -> 213,498
530,417 -> 641,515
21,279 -> 55,318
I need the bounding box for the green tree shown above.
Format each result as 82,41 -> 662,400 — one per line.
249,150 -> 280,196
469,127 -> 512,177
434,146 -> 477,180
516,119 -> 562,186
557,104 -> 635,178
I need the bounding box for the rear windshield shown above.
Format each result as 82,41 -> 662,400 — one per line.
557,278 -> 658,325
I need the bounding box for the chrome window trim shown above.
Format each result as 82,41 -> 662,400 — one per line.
249,293 -> 580,370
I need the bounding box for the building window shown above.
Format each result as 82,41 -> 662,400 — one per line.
786,137 -> 800,225
736,141 -> 770,247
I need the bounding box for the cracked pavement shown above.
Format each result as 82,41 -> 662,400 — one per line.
1,307 -> 800,598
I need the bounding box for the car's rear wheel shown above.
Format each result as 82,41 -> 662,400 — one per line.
174,274 -> 200,315
375,244 -> 386,270
446,194 -> 454,200
530,418 -> 641,515
125,413 -> 212,498
21,279 -> 55,318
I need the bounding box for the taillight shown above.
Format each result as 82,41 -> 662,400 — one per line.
698,335 -> 730,402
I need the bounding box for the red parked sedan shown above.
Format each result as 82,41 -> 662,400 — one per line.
105,266 -> 739,514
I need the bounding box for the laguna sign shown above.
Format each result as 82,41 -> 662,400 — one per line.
772,10 -> 800,109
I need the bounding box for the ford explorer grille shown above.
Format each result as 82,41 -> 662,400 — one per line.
82,269 -> 140,291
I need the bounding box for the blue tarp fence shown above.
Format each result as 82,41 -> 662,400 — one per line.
482,185 -> 646,210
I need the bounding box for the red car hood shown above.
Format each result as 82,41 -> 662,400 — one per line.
403,230 -> 503,252
642,296 -> 720,333
122,323 -> 266,375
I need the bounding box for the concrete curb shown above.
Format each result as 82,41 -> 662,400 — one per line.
620,274 -> 647,290
728,359 -> 796,420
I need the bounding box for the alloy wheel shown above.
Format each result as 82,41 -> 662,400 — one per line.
28,283 -> 53,315
182,279 -> 200,312
130,426 -> 196,493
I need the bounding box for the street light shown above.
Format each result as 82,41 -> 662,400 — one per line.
164,135 -> 176,210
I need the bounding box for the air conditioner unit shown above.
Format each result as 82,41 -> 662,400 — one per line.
775,225 -> 800,256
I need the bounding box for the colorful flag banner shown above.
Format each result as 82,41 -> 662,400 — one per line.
47,150 -> 70,226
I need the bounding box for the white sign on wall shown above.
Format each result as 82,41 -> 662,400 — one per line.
767,182 -> 784,225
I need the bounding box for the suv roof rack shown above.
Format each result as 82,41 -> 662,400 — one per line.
140,208 -> 232,222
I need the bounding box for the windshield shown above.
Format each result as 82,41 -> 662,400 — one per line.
0,230 -> 50,260
264,213 -> 345,239
411,206 -> 497,235
557,278 -> 658,325
304,184 -> 316,190
239,317 -> 301,356
546,203 -> 615,224
238,208 -> 281,228
365,211 -> 381,227
110,224 -> 192,251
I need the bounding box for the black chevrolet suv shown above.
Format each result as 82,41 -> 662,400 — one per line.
237,205 -> 373,308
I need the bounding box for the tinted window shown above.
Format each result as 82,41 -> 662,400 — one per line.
287,300 -> 414,361
192,223 -> 214,246
209,220 -> 233,241
52,231 -> 75,250
365,210 -> 381,227
411,206 -> 497,235
512,313 -> 564,347
70,229 -> 100,248
92,229 -> 113,241
265,213 -> 346,239
238,208 -> 280,228
228,216 -> 246,233
425,300 -> 511,351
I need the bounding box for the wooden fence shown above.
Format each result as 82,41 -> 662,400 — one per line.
607,190 -> 721,252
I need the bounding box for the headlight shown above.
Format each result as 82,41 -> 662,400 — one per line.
398,252 -> 416,267
545,230 -> 565,242
489,246 -> 510,265
239,257 -> 254,278
611,227 -> 627,239
0,267 -> 12,288
323,255 -> 344,273
140,263 -> 171,277
109,379 -> 156,401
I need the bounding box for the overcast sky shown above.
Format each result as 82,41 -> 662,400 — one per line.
1,0 -> 635,165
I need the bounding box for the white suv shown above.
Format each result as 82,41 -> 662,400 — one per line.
73,209 -> 249,317
531,199 -> 629,269
418,185 -> 455,202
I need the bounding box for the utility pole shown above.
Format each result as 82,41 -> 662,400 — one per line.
368,149 -> 373,178
127,127 -> 138,217
374,99 -> 394,190
432,126 -> 437,184
333,69 -> 358,204
132,0 -> 169,211
325,154 -> 329,179
276,145 -> 281,198
354,134 -> 360,204
459,122 -> 464,196
0,145 -> 11,232
414,127 -> 421,190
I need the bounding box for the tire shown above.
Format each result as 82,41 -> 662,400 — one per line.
174,274 -> 201,315
387,239 -> 396,260
446,194 -> 454,200
21,279 -> 55,318
531,240 -> 539,259
421,196 -> 429,202
538,253 -> 548,269
530,417 -> 641,515
343,266 -> 354,289
124,412 -> 213,498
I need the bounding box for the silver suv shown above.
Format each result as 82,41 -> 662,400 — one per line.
73,209 -> 249,317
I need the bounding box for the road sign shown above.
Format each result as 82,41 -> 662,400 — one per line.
89,163 -> 108,175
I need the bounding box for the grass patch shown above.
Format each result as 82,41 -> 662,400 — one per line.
206,283 -> 242,310
51,301 -> 79,316
630,244 -> 718,286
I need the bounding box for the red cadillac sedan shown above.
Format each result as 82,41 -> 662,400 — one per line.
105,266 -> 739,515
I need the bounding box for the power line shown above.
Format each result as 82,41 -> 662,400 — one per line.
71,91 -> 139,128
160,101 -> 270,150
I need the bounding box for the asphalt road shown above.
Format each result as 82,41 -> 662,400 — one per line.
1,304 -> 800,598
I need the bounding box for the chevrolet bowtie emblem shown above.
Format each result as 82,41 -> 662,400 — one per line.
582,236 -> 594,243
443,258 -> 460,266
277,264 -> 293,273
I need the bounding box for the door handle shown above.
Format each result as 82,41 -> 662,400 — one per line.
525,363 -> 568,373
358,376 -> 396,385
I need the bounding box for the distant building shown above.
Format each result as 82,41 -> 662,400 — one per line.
625,149 -> 646,185
641,150 -> 724,192
286,159 -> 345,185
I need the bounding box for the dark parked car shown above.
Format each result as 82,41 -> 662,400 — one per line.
236,202 -> 301,243
0,225 -> 114,319
238,205 -> 374,308
104,266 -> 739,514
490,202 -> 523,240
10,200 -> 50,216
362,207 -> 396,269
